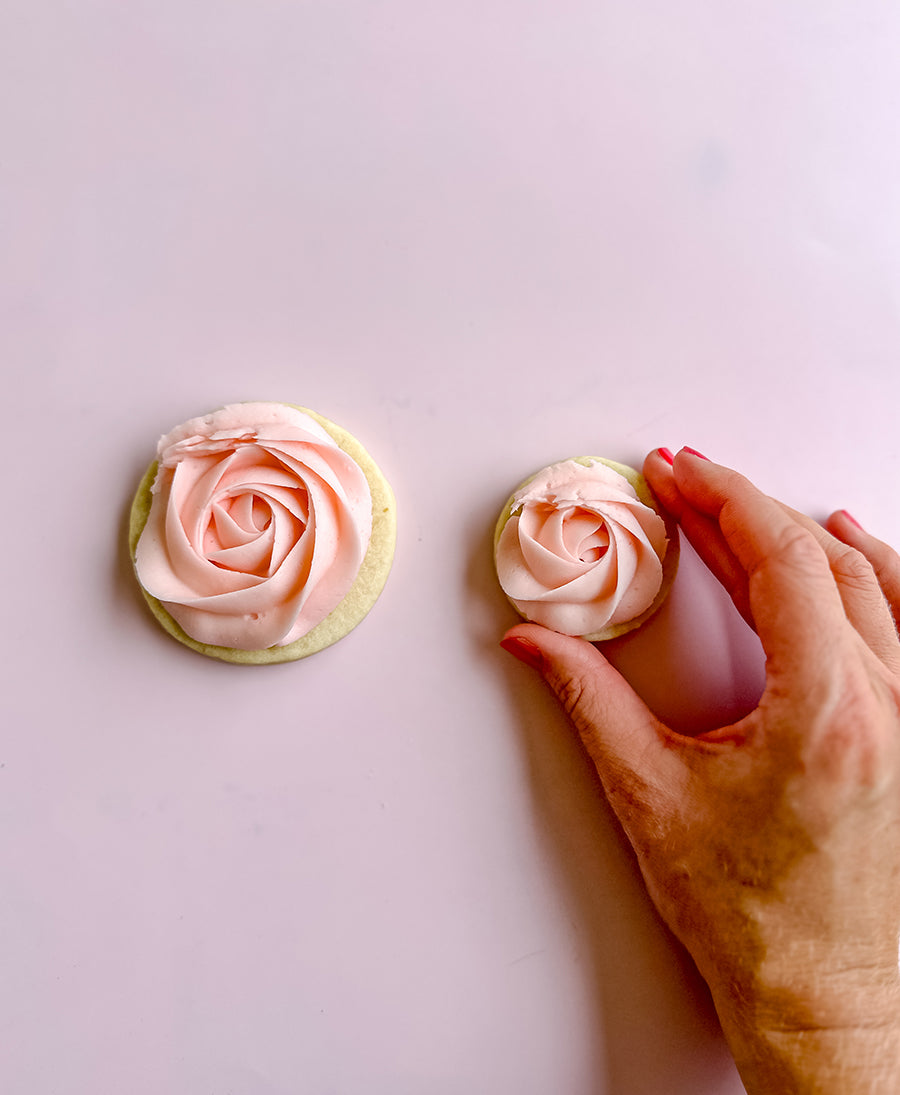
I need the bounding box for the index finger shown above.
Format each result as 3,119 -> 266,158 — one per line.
671,451 -> 851,690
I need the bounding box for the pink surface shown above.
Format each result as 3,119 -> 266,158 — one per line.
3,2 -> 900,1092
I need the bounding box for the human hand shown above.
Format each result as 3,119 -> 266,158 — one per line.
500,449 -> 900,1094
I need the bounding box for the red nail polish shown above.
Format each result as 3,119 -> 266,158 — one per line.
682,447 -> 710,461
500,634 -> 544,671
839,509 -> 863,529
658,447 -> 675,466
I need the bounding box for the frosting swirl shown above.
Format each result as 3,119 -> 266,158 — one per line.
134,403 -> 372,650
495,458 -> 669,637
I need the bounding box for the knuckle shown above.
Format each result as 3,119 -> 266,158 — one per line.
769,524 -> 825,575
805,664 -> 898,788
553,672 -> 590,728
831,542 -> 879,589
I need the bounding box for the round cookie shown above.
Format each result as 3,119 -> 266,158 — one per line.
129,403 -> 396,664
494,456 -> 678,641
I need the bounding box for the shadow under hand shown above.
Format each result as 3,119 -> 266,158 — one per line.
468,508 -> 747,1093
603,534 -> 766,736
505,670 -> 741,1094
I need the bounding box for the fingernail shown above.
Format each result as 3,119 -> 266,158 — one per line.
500,634 -> 544,671
839,509 -> 864,529
681,447 -> 710,461
658,447 -> 675,466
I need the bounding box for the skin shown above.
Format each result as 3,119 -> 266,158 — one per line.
501,448 -> 900,1094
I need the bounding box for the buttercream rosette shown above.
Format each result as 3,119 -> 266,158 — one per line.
129,402 -> 396,663
494,457 -> 678,641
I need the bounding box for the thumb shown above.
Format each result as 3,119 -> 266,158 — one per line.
500,623 -> 676,797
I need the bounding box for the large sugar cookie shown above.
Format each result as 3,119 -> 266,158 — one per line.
129,402 -> 396,664
494,456 -> 678,641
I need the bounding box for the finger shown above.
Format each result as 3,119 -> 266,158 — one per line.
500,622 -> 683,809
668,451 -> 851,691
648,449 -> 899,660
776,503 -> 900,672
644,449 -> 752,624
825,510 -> 900,634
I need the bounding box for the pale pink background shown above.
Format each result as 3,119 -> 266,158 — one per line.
3,2 -> 900,1092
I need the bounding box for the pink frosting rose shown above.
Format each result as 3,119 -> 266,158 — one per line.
134,403 -> 372,650
495,458 -> 668,636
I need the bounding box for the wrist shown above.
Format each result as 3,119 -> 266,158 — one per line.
711,970 -> 900,1094
725,1016 -> 900,1095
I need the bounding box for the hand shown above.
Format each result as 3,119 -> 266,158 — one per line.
500,449 -> 900,1094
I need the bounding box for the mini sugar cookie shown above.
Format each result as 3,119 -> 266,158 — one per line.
494,457 -> 678,641
129,402 -> 396,664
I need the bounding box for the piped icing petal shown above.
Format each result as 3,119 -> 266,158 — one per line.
134,403 -> 372,650
495,459 -> 669,636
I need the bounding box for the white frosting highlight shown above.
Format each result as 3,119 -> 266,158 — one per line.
135,403 -> 372,650
496,459 -> 668,636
